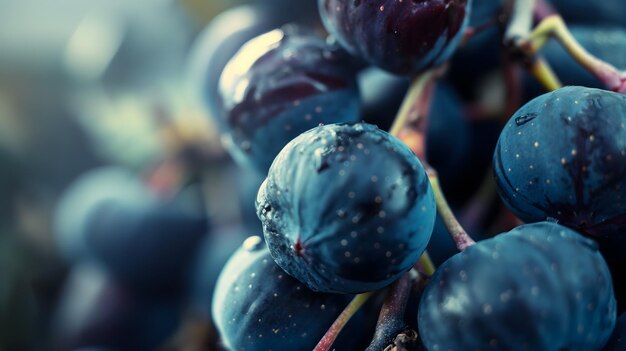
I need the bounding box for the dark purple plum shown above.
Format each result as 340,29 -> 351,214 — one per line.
211,236 -> 360,351
419,222 -> 616,351
218,24 -> 360,173
187,5 -> 287,128
603,313 -> 626,351
494,86 -> 626,238
256,123 -> 436,293
318,0 -> 470,75
187,2 -> 327,127
54,167 -> 209,295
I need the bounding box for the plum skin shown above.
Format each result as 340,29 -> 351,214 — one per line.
418,222 -> 616,351
318,0 -> 471,75
494,86 -> 626,238
256,123 -> 436,294
211,236 -> 358,351
218,25 -> 360,173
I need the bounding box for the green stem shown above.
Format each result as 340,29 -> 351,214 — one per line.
429,173 -> 476,251
314,292 -> 374,351
389,70 -> 436,137
529,56 -> 563,91
391,70 -> 476,252
528,15 -> 626,93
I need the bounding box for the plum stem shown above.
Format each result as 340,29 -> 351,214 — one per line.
528,15 -> 626,93
389,70 -> 436,139
391,69 -> 476,252
504,0 -> 563,92
364,274 -> 412,351
417,251 -> 436,277
313,292 -> 374,351
507,0 -> 626,93
429,172 -> 476,251
528,56 -> 563,91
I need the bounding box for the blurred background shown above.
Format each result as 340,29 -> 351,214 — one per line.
0,0 -> 281,350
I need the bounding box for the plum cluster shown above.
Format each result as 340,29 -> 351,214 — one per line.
195,0 -> 626,350
31,0 -> 626,350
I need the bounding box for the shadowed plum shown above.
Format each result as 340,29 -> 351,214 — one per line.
218,25 -> 360,173
211,236 -> 359,351
256,123 -> 436,293
419,222 -> 616,351
494,86 -> 626,238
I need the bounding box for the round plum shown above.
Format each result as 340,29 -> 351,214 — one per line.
318,0 -> 471,74
419,222 -> 616,351
494,86 -> 626,238
256,123 -> 436,293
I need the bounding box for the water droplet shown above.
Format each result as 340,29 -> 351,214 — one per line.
515,113 -> 538,126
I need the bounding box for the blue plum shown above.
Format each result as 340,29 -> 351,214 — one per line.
256,123 -> 436,293
54,167 -> 209,295
494,86 -> 626,238
218,25 -> 360,173
211,236 -> 359,351
419,222 -> 616,351
318,0 -> 471,75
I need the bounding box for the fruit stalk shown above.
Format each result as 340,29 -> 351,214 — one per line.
528,15 -> 626,93
506,0 -> 626,93
364,274 -> 412,351
313,292 -> 374,351
392,70 -> 476,252
429,173 -> 476,251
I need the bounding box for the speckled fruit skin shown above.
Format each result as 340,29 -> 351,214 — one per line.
256,123 -> 436,293
219,25 -> 360,173
318,0 -> 471,75
418,222 -> 616,351
494,86 -> 626,238
211,236 -> 356,351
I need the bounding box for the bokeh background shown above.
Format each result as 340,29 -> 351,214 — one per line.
0,1 -> 271,350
